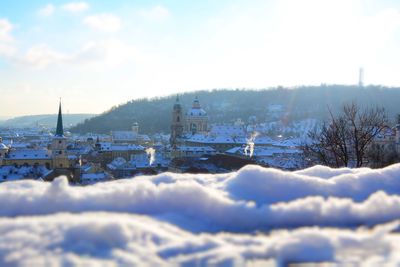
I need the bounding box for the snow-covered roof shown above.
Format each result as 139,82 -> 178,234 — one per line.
375,126 -> 396,139
186,108 -> 207,117
0,143 -> 8,150
6,149 -> 51,160
112,131 -> 137,140
225,147 -> 242,154
81,173 -> 109,180
226,146 -> 301,157
98,142 -> 145,152
186,134 -> 236,144
107,155 -> 151,170
111,144 -> 145,151
175,146 -> 216,153
110,157 -> 127,167
0,165 -> 51,181
9,143 -> 30,149
111,131 -> 150,142
210,124 -> 245,137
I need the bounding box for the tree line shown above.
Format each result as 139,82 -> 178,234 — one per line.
70,85 -> 400,134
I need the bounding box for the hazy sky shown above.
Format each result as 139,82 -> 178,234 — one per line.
1,0 -> 400,117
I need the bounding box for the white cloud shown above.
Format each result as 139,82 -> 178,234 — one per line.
15,39 -> 137,69
0,19 -> 13,42
0,18 -> 15,56
37,4 -> 55,17
139,5 -> 171,21
62,2 -> 89,13
84,14 -> 121,32
21,44 -> 67,69
75,39 -> 138,67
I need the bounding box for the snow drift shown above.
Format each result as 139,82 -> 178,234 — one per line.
2,164 -> 400,232
0,213 -> 399,266
1,164 -> 400,265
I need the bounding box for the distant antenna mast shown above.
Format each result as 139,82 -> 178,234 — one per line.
358,67 -> 364,88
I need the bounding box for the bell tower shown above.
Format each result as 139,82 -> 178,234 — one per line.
51,100 -> 70,169
170,95 -> 184,146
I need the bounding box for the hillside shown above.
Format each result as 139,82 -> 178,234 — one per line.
0,114 -> 96,129
70,85 -> 400,134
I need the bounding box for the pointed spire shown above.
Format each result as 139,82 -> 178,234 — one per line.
55,99 -> 64,137
173,94 -> 181,111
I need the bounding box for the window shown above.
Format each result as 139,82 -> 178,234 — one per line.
177,116 -> 180,122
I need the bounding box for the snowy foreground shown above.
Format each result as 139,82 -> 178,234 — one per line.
1,165 -> 400,266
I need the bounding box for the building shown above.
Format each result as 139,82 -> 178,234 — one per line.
184,97 -> 208,135
170,96 -> 211,159
93,142 -> 145,166
51,102 -> 70,169
80,163 -> 113,185
170,95 -> 209,143
3,148 -> 52,168
106,152 -> 169,178
170,145 -> 216,158
0,101 -> 86,182
170,96 -> 184,146
111,123 -> 150,145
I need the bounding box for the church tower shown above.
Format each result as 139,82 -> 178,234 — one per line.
51,100 -> 70,169
170,96 -> 184,146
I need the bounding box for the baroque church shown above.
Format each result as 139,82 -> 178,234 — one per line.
169,96 -> 216,159
170,96 -> 209,146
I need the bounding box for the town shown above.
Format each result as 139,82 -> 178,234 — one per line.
0,96 -> 308,184
1,95 -> 398,184
2,1 -> 400,265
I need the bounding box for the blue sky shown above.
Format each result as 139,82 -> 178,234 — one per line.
1,0 -> 400,117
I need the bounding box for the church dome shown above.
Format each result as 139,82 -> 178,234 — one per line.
186,97 -> 207,117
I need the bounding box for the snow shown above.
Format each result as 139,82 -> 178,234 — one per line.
6,148 -> 51,160
0,165 -> 51,181
225,164 -> 400,204
186,107 -> 207,116
97,142 -> 144,151
0,213 -> 399,266
1,164 -> 400,265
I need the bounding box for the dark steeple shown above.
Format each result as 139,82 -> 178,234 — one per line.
173,95 -> 181,111
55,100 -> 64,137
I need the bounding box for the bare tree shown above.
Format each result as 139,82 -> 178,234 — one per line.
367,143 -> 399,168
302,102 -> 387,168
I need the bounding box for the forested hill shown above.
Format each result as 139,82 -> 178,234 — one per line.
70,85 -> 400,134
1,114 -> 96,129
